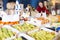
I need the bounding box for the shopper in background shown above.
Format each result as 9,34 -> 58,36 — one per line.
5,2 -> 15,15
44,1 -> 48,9
36,2 -> 50,15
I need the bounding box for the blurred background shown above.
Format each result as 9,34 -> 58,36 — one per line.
2,0 -> 60,10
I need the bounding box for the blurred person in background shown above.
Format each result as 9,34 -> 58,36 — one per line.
26,4 -> 38,17
26,4 -> 34,16
26,4 -> 32,12
55,0 -> 60,15
36,2 -> 50,15
44,1 -> 48,9
5,2 -> 15,15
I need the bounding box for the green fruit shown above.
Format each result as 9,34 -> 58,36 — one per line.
0,35 -> 5,40
17,37 -> 22,40
13,23 -> 38,32
14,26 -> 22,31
3,33 -> 8,38
29,30 -> 55,40
0,37 -> 2,40
14,37 -> 22,40
2,28 -> 7,33
2,28 -> 10,38
8,30 -> 13,37
2,38 -> 5,40
0,28 -> 2,35
14,38 -> 17,40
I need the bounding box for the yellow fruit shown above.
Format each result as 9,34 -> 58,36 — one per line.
13,23 -> 38,32
28,30 -> 55,40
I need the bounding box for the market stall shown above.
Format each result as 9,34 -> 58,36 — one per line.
0,0 -> 60,40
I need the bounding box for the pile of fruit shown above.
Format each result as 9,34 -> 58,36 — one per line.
36,15 -> 60,24
13,23 -> 38,32
0,28 -> 16,40
0,21 -> 19,25
56,15 -> 60,22
28,30 -> 55,40
48,15 -> 60,23
51,23 -> 60,27
13,37 -> 22,40
48,15 -> 58,23
36,17 -> 49,24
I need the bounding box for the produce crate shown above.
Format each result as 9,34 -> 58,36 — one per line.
3,25 -> 35,40
12,23 -> 39,33
0,25 -> 18,40
27,27 -> 56,40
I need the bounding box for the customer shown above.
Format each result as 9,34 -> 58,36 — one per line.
5,2 -> 15,15
36,2 -> 50,15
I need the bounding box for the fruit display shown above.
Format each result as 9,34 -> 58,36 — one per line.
51,23 -> 60,27
28,30 -> 55,40
14,38 -> 22,40
13,37 -> 22,40
48,15 -> 58,23
5,36 -> 23,40
0,21 -> 19,25
0,27 -> 16,40
56,15 -> 60,22
36,15 -> 60,28
13,23 -> 38,32
48,15 -> 60,23
36,17 -> 49,24
36,15 -> 60,24
1,0 -> 60,40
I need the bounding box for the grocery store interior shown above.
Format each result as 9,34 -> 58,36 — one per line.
0,0 -> 60,40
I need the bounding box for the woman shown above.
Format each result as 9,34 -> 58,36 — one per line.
36,2 -> 50,15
